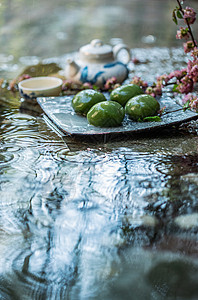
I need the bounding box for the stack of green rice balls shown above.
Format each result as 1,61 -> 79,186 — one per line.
71,84 -> 160,127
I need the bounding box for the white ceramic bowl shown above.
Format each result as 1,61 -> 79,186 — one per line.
18,76 -> 63,100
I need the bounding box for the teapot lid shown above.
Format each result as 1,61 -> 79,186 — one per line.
79,39 -> 113,61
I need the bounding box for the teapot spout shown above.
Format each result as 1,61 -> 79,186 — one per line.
65,58 -> 80,78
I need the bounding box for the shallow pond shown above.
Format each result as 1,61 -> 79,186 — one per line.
1,0 -> 198,299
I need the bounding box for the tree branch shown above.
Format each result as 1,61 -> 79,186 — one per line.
176,0 -> 197,47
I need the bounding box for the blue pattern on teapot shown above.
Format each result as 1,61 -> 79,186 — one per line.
65,39 -> 131,87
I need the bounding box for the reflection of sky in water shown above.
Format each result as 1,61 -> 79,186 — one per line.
0,109 -> 198,298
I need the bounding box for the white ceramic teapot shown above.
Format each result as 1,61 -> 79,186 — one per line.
64,39 -> 131,87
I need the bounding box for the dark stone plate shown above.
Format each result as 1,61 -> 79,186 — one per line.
37,95 -> 198,137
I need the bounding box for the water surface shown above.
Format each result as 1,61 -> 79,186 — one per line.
1,1 -> 198,299
0,104 -> 198,299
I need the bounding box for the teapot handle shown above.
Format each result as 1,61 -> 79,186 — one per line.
113,44 -> 131,64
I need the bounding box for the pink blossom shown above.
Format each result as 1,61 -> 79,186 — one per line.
145,84 -> 162,97
187,59 -> 194,73
82,82 -> 93,89
177,75 -> 193,94
176,27 -> 190,40
187,59 -> 198,82
153,81 -> 163,95
189,64 -> 198,82
131,76 -> 148,88
168,69 -> 187,80
182,93 -> 198,112
62,80 -> 73,90
104,76 -> 117,90
183,41 -> 195,53
182,93 -> 196,104
183,6 -> 196,24
191,47 -> 198,58
18,74 -> 31,82
157,74 -> 170,84
190,99 -> 198,111
154,86 -> 162,96
145,86 -> 154,96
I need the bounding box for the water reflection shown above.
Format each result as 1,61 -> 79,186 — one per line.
0,101 -> 198,298
1,1 -> 198,295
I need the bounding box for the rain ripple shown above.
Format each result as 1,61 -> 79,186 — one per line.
53,147 -> 111,164
0,143 -> 21,167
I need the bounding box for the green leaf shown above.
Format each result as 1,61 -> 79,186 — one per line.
172,84 -> 179,92
176,9 -> 183,19
143,116 -> 162,122
92,85 -> 99,90
183,100 -> 190,111
172,10 -> 178,24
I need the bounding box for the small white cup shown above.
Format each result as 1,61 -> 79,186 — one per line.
18,76 -> 63,100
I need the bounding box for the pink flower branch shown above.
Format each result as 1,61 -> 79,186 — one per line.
176,0 -> 197,47
130,1 -> 198,112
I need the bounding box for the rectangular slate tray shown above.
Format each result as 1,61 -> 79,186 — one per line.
37,95 -> 198,137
